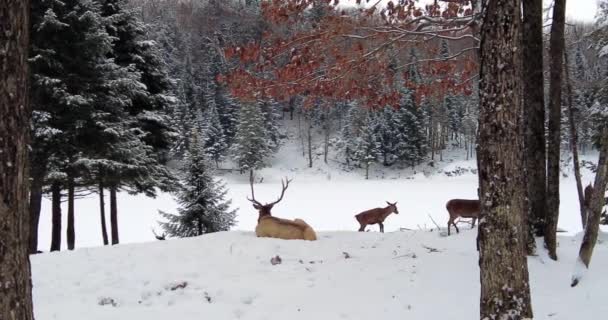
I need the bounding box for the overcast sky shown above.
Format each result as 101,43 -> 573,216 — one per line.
564,0 -> 599,21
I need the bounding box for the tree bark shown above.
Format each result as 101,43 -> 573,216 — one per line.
99,173 -> 109,245
564,50 -> 586,229
28,175 -> 43,254
50,181 -> 62,252
66,176 -> 75,250
0,0 -> 36,318
545,0 -> 566,261
571,127 -> 608,287
307,119 -> 313,168
110,185 -> 119,245
477,0 -> 533,318
522,0 -> 547,245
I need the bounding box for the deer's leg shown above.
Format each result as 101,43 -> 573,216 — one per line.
447,218 -> 452,235
358,223 -> 366,232
379,222 -> 384,233
453,220 -> 460,234
471,218 -> 477,228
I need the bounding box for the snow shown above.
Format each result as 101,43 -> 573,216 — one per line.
32,127 -> 608,318
31,230 -> 608,320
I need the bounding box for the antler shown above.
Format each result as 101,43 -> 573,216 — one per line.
268,177 -> 292,207
247,170 -> 263,207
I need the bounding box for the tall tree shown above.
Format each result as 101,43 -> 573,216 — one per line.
0,0 -> 36,318
546,0 -> 567,261
571,127 -> 608,287
522,0 -> 546,254
477,0 -> 533,318
231,102 -> 272,174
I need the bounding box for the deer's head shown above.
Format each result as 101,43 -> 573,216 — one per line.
247,171 -> 292,220
386,201 -> 399,214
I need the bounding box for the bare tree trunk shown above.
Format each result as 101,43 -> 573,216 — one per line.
67,176 -> 75,250
0,0 -> 36,317
28,175 -> 43,254
307,120 -> 313,168
477,0 -> 533,318
323,107 -> 330,164
430,116 -> 435,161
110,185 -> 119,245
50,181 -> 62,251
564,50 -> 586,229
99,178 -> 109,246
545,0 -> 567,261
571,127 -> 608,287
522,0 -> 547,248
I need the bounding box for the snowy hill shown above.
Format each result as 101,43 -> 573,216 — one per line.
32,230 -> 608,320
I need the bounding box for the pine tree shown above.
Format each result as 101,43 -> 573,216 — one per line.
159,133 -> 237,237
352,111 -> 381,179
201,102 -> 228,168
339,103 -> 364,167
375,106 -> 398,166
395,89 -> 428,166
258,97 -> 283,151
232,102 -> 272,173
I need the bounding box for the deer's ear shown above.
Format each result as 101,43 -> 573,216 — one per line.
386,201 -> 392,206
252,203 -> 262,210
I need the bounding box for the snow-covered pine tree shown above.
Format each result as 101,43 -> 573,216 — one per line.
29,0 -> 124,250
394,88 -> 428,167
232,102 -> 272,173
258,97 -> 283,151
375,106 -> 399,166
201,101 -> 228,168
352,111 -> 381,179
339,102 -> 364,167
159,132 -> 237,237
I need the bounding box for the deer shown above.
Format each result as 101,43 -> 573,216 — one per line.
247,172 -> 317,241
355,202 -> 399,233
446,199 -> 480,235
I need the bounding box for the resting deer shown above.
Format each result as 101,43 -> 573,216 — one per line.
446,199 -> 480,235
247,173 -> 317,241
355,202 -> 399,233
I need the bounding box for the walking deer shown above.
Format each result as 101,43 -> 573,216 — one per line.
355,202 -> 399,233
247,172 -> 317,241
446,199 -> 480,235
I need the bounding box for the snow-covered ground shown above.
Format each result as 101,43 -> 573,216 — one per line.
32,230 -> 608,320
33,128 -> 608,319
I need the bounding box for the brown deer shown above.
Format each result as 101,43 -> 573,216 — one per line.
446,199 -> 480,235
355,202 -> 399,233
247,172 -> 317,241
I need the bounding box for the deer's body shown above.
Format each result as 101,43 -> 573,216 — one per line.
256,216 -> 317,240
355,202 -> 399,233
446,199 -> 480,235
248,173 -> 317,241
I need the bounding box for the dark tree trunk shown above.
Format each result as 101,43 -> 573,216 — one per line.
307,120 -> 313,168
110,185 -> 119,245
323,107 -> 330,164
98,178 -> 109,246
66,176 -> 75,250
0,0 -> 36,318
571,127 -> 608,287
545,0 -> 567,261
522,0 -> 547,247
28,175 -> 43,254
50,181 -> 62,251
477,0 -> 533,318
564,50 -> 586,229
